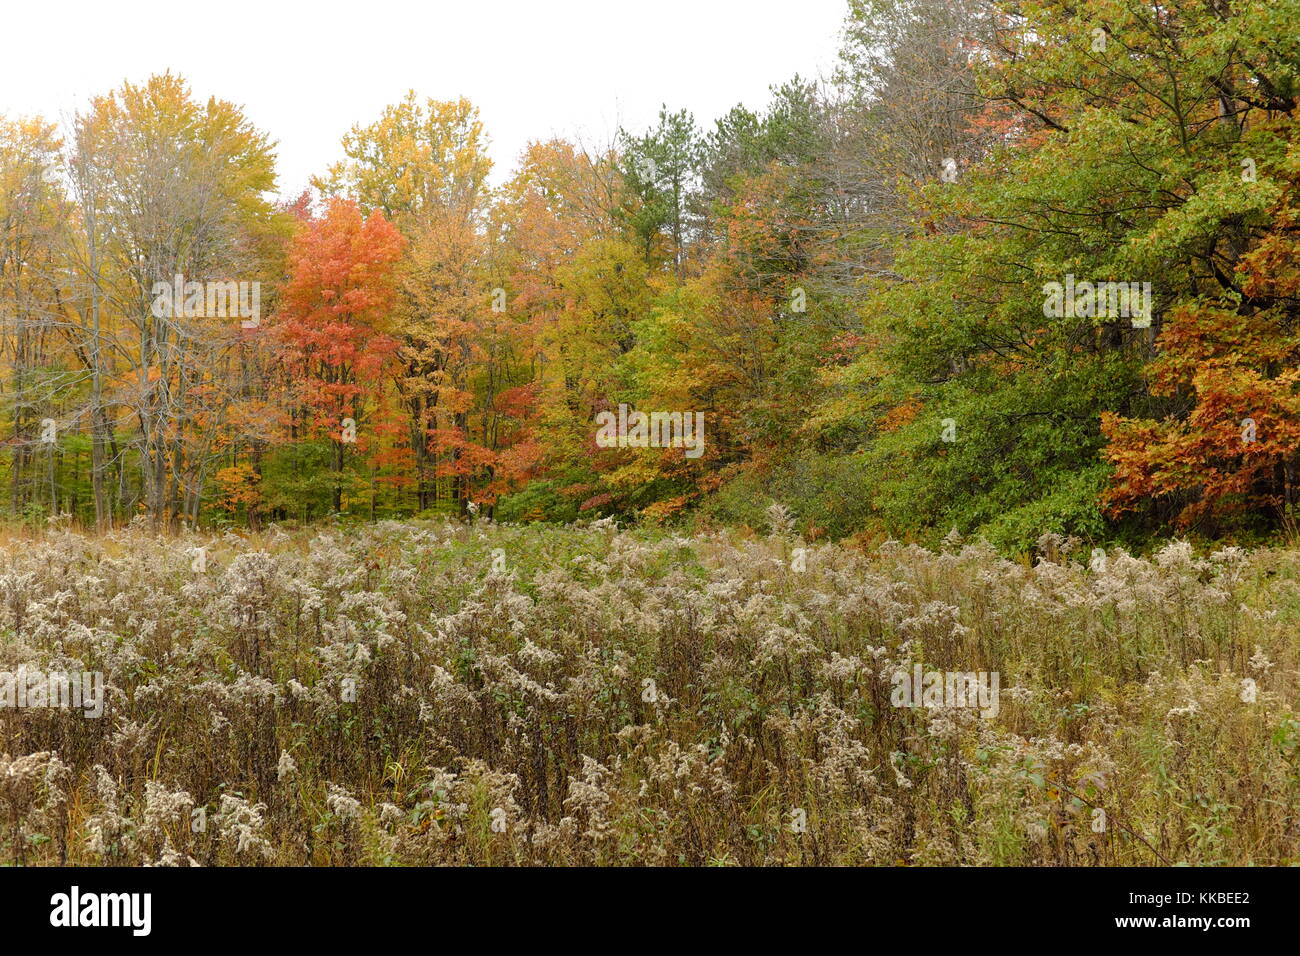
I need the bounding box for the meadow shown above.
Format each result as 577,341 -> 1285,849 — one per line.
0,513 -> 1295,866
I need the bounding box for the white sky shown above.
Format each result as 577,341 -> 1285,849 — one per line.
4,0 -> 849,199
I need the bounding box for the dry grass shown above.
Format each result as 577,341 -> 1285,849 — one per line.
0,518 -> 1295,865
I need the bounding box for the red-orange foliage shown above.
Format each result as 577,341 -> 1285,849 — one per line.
1103,150 -> 1300,527
276,198 -> 405,439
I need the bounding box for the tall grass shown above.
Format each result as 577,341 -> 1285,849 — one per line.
0,518 -> 1295,865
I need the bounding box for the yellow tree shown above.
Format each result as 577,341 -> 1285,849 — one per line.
0,116 -> 66,516
494,142 -> 659,506
70,73 -> 281,527
314,92 -> 491,226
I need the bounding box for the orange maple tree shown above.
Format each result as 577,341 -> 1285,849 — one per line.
1102,139 -> 1300,529
275,198 -> 406,510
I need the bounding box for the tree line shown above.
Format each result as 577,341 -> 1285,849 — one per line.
1,0 -> 1297,547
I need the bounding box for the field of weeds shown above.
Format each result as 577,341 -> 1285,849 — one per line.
0,515 -> 1296,866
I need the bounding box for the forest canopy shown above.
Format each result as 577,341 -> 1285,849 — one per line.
2,0 -> 1299,550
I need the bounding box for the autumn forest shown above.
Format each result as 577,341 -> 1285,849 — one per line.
1,0 -> 1299,883
2,0 -> 1299,549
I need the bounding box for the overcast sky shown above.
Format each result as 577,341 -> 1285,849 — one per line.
5,0 -> 849,198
